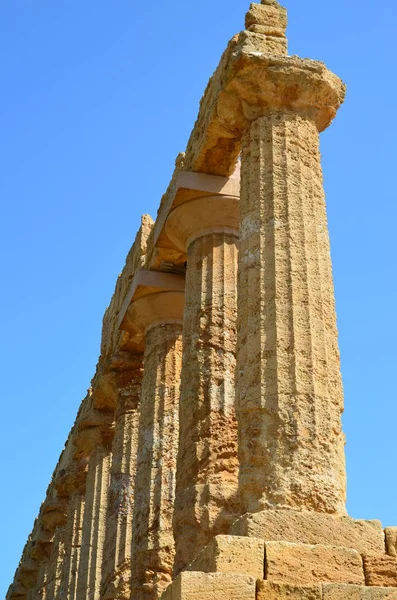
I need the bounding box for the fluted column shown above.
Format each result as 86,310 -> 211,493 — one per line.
101,355 -> 144,600
132,322 -> 183,599
165,191 -> 240,571
76,449 -> 111,599
237,108 -> 346,514
119,274 -> 184,600
58,494 -> 85,600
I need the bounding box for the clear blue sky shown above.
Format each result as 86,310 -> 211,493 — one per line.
1,0 -> 396,594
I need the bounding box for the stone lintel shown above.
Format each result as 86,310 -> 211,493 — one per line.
175,170 -> 240,201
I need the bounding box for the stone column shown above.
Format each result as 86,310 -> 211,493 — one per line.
76,449 -> 111,600
165,191 -> 240,571
119,275 -> 184,600
236,77 -> 347,513
101,354 -> 144,600
59,493 -> 86,600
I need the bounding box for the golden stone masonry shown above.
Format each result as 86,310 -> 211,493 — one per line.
7,2 -> 395,599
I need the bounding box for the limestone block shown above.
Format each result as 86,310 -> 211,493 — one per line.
257,581 -> 322,599
265,541 -> 365,585
364,555 -> 397,587
239,30 -> 288,56
230,510 -> 385,555
245,3 -> 287,33
160,572 -> 256,600
186,535 -> 264,579
386,528 -> 397,557
322,584 -> 397,599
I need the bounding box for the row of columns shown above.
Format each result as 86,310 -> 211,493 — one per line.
9,3 -> 348,599
23,116 -> 346,600
22,60 -> 346,600
109,98 -> 347,595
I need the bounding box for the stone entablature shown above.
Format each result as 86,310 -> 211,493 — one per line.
7,2 -> 393,600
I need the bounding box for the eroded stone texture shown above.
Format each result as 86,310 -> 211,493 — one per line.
364,555 -> 397,588
386,529 -> 397,557
161,572 -> 256,600
237,112 -> 346,515
77,451 -> 111,600
186,535 -> 264,579
43,530 -> 65,599
101,354 -> 144,600
229,509 -> 385,555
131,323 -> 183,600
257,580 -> 322,600
58,493 -> 85,600
323,584 -> 397,599
265,541 -> 365,586
245,1 -> 288,54
258,583 -> 397,600
8,3 -> 392,600
174,232 -> 240,572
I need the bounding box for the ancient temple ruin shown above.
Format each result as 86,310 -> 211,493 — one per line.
7,2 -> 397,599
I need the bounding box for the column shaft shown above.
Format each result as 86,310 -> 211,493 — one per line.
59,494 -> 85,600
44,534 -> 64,600
237,112 -> 346,515
131,323 -> 183,600
101,356 -> 143,600
77,451 -> 111,599
174,232 -> 239,572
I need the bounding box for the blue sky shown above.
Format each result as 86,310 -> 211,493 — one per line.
0,0 -> 396,594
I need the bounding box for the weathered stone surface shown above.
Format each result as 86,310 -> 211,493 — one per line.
59,492 -> 85,600
230,509 -> 385,555
101,354 -> 143,600
236,111 -> 346,515
76,451 -> 111,599
245,2 -> 287,32
364,555 -> 397,587
257,580 -> 322,600
8,3 -> 385,600
161,572 -> 256,600
131,323 -> 183,600
265,541 -> 365,585
174,231 -> 240,572
184,34 -> 345,177
322,584 -> 397,599
186,535 -> 264,579
386,528 -> 397,557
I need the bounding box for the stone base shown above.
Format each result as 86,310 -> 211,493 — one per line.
159,511 -> 397,600
229,510 -> 385,555
258,582 -> 397,599
161,572 -> 256,600
185,535 -> 264,580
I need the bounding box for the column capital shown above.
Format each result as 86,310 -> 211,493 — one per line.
118,269 -> 185,340
164,194 -> 239,253
184,36 -> 345,176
